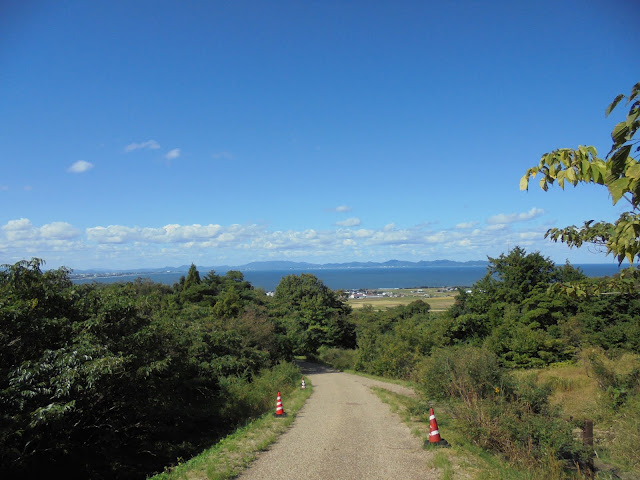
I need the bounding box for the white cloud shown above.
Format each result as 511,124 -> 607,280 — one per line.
40,222 -> 82,240
335,217 -> 361,227
334,205 -> 352,212
519,231 -> 543,240
3,218 -> 38,241
455,221 -> 478,229
68,160 -> 94,173
487,207 -> 544,225
124,140 -> 160,152
1,216 -> 579,269
165,148 -> 181,160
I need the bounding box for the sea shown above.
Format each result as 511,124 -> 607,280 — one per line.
71,264 -> 626,292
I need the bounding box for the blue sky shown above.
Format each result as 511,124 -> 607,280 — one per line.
1,0 -> 639,270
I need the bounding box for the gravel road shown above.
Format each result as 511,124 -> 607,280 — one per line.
239,363 -> 439,480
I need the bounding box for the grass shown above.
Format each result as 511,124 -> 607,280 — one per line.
371,385 -> 591,479
147,380 -> 312,480
514,351 -> 640,479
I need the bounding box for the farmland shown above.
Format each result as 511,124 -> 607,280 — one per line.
346,286 -> 460,311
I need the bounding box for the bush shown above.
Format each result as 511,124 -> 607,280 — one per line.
417,345 -> 504,402
451,375 -> 589,469
315,347 -> 357,371
417,345 -> 589,470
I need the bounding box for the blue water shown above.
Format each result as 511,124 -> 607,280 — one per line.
72,264 -> 625,292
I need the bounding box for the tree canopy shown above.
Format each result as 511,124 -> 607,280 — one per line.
273,273 -> 355,354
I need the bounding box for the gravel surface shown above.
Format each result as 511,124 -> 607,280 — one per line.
239,363 -> 439,480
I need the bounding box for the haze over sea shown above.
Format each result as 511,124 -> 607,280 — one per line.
72,264 -> 625,292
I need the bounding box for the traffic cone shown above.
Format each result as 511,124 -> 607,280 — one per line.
274,391 -> 287,417
301,377 -> 306,389
425,408 -> 449,448
429,408 -> 441,442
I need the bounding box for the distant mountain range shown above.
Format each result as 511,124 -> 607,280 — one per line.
70,259 -> 488,275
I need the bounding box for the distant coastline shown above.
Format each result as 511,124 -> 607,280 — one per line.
69,259 -> 490,277
69,261 -> 626,292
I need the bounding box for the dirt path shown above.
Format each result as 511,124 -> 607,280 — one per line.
239,363 -> 439,480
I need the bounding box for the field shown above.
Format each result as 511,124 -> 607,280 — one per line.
346,287 -> 459,312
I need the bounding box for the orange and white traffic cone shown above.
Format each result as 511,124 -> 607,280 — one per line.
274,391 -> 287,417
301,377 -> 306,389
425,408 -> 449,447
429,408 -> 441,442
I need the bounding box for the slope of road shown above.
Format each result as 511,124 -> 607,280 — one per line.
239,363 -> 440,480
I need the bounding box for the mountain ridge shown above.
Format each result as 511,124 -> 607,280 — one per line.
70,259 -> 489,274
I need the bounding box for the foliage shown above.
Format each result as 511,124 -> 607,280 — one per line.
417,345 -> 504,402
418,345 -> 588,468
0,260 -> 291,479
354,300 -> 436,379
585,350 -> 640,409
520,81 -> 640,269
447,248 -> 584,367
272,273 -> 356,354
313,346 -> 358,371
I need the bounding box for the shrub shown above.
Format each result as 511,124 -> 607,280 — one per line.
451,376 -> 589,469
315,347 -> 357,371
417,345 -> 504,402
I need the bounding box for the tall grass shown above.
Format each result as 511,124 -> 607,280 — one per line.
417,345 -> 590,473
219,361 -> 302,422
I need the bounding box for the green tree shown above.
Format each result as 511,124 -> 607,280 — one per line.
521,81 -> 640,266
184,263 -> 201,288
273,273 -> 355,354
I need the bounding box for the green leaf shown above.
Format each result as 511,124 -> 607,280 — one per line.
609,144 -> 632,176
605,93 -> 625,117
626,163 -> 640,180
557,170 -> 566,189
591,161 -> 606,184
611,121 -> 630,147
539,177 -> 548,191
608,177 -> 631,205
519,174 -> 530,191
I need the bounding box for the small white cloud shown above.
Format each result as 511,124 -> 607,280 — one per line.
487,207 -> 544,225
124,140 -> 160,152
455,221 -> 478,229
334,205 -> 352,212
165,148 -> 181,160
336,217 -> 361,227
68,160 -> 94,173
